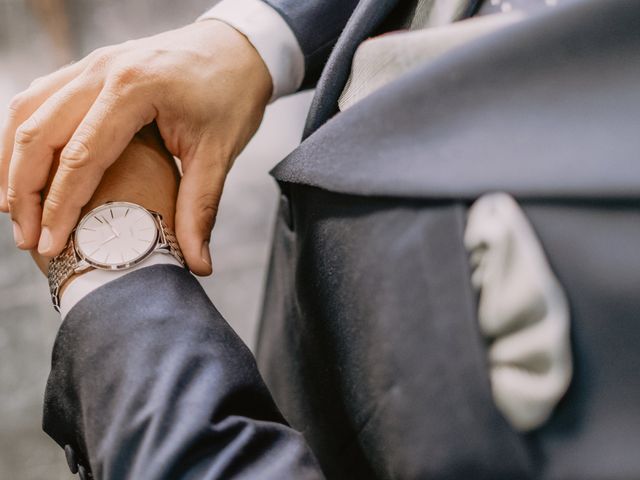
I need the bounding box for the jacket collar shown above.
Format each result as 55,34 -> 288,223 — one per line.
276,0 -> 640,201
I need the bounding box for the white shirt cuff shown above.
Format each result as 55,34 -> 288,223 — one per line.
197,0 -> 305,101
59,253 -> 184,320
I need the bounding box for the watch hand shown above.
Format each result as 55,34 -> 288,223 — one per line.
101,216 -> 120,238
98,234 -> 117,247
88,234 -> 118,257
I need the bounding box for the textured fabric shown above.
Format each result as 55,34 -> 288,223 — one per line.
301,0 -> 594,136
339,0 -> 570,113
44,265 -> 324,479
256,0 -> 640,478
259,189 -> 640,480
477,0 -> 572,16
406,0 -> 473,29
301,0 -> 403,136
258,189 -> 534,479
195,0 -> 572,434
340,8 -> 569,433
300,0 -> 481,136
465,193 -> 572,431
198,0 -> 304,100
59,252 -> 181,320
523,205 -> 640,480
271,0 -> 640,199
339,12 -> 522,111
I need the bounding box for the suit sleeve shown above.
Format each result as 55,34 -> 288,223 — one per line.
42,264 -> 324,479
261,0 -> 360,88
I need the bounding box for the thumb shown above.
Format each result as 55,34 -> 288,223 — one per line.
175,144 -> 228,276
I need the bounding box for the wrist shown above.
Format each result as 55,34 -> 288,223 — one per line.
188,20 -> 273,108
81,125 -> 179,229
196,0 -> 304,100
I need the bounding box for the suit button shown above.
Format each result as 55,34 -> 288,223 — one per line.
64,445 -> 78,474
78,465 -> 89,480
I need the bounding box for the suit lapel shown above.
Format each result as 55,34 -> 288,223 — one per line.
276,0 -> 640,201
302,0 -> 483,138
303,0 -> 399,138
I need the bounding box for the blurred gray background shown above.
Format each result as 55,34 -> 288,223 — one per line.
0,0 -> 312,477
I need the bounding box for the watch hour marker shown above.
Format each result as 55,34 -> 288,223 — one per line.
110,208 -> 114,219
124,208 -> 130,217
95,216 -> 104,224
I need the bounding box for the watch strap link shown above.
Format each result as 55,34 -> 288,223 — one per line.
48,240 -> 79,313
157,217 -> 185,267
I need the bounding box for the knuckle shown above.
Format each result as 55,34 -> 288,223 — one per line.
43,188 -> 65,214
100,86 -> 125,107
29,75 -> 46,88
60,138 -> 92,170
109,65 -> 143,90
44,182 -> 83,221
4,186 -> 38,217
6,185 -> 19,210
89,46 -> 114,61
86,47 -> 115,73
7,93 -> 28,120
202,202 -> 219,220
14,117 -> 41,148
90,46 -> 111,58
197,191 -> 221,224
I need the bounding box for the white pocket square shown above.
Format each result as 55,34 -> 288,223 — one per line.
465,193 -> 573,431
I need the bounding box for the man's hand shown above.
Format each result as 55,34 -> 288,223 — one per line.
0,20 -> 272,275
30,124 -> 180,279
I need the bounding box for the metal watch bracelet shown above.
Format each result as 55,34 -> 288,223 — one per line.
48,214 -> 184,313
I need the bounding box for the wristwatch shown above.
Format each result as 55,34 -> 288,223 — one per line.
47,201 -> 185,312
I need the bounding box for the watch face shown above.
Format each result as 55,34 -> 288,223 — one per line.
74,202 -> 158,269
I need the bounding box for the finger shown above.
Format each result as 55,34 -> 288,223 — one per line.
0,61 -> 86,212
175,140 -> 228,276
39,83 -> 156,256
7,76 -> 102,249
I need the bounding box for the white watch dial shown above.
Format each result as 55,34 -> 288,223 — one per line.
74,203 -> 158,268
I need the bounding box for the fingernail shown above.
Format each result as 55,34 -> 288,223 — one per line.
201,240 -> 212,267
0,188 -> 6,209
12,221 -> 24,247
38,227 -> 52,254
